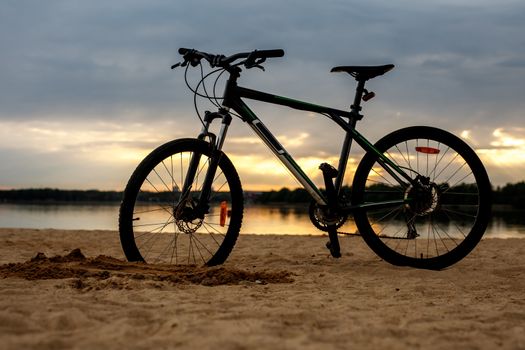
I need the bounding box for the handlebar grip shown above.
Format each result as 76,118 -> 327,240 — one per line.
255,49 -> 285,58
178,48 -> 191,55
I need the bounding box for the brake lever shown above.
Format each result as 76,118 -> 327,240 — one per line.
245,57 -> 266,71
171,61 -> 188,70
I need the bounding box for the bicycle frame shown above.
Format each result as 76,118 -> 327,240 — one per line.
119,49 -> 491,268
194,73 -> 415,213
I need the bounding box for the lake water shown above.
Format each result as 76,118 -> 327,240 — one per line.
0,203 -> 523,238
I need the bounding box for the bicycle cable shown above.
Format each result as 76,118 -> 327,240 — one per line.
199,64 -> 216,108
212,68 -> 228,106
184,61 -> 248,125
184,64 -> 223,126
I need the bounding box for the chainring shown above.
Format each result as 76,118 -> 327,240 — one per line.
308,201 -> 347,232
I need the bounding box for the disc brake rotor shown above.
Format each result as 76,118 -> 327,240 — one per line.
174,199 -> 203,234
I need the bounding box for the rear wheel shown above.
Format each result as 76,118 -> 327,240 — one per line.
352,127 -> 491,269
119,138 -> 243,266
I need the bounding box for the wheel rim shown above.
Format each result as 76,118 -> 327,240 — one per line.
358,136 -> 485,262
129,150 -> 236,265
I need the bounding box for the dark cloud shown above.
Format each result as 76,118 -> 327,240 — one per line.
1,1 -> 524,122
498,57 -> 525,69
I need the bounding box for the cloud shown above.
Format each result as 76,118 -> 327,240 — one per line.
461,126 -> 525,185
490,128 -> 525,148
0,120 -> 179,189
1,1 -> 525,189
2,1 -> 524,121
497,57 -> 525,69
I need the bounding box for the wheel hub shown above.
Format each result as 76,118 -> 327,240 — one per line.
404,178 -> 440,216
174,199 -> 203,234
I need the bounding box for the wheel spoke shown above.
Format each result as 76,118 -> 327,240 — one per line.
119,140 -> 243,266
352,128 -> 490,269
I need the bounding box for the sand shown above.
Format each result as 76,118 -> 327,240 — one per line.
0,228 -> 524,349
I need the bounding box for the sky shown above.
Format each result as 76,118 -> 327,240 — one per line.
1,0 -> 524,191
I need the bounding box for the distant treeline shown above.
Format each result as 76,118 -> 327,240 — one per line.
0,189 -> 122,203
1,182 -> 525,209
255,187 -> 312,203
494,182 -> 525,209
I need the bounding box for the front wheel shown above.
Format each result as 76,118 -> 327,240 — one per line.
119,138 -> 243,266
352,126 -> 491,269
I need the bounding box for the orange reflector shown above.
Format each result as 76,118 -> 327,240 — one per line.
415,146 -> 440,154
219,201 -> 228,227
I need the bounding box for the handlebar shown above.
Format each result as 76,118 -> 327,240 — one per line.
172,48 -> 285,70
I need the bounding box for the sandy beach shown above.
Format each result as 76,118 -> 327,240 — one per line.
0,228 -> 524,349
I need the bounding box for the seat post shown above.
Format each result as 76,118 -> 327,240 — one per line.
350,79 -> 366,113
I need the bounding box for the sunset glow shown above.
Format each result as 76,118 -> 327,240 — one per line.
1,119 -> 524,190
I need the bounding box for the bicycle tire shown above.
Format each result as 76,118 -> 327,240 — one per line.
352,126 -> 491,269
119,138 -> 243,266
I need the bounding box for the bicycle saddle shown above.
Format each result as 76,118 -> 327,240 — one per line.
331,64 -> 395,81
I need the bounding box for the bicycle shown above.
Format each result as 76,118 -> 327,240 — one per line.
119,48 -> 492,270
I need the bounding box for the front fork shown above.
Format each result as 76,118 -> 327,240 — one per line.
180,109 -> 232,217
